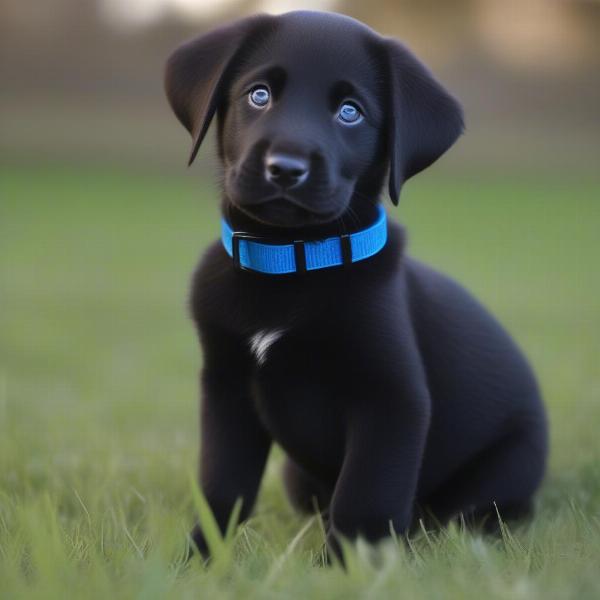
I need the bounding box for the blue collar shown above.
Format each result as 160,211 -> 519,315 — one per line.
221,204 -> 387,275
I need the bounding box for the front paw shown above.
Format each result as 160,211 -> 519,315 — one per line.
186,523 -> 210,563
324,528 -> 344,566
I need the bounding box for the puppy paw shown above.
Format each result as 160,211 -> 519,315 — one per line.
185,523 -> 210,564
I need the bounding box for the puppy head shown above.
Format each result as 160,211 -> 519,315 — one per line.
165,11 -> 463,228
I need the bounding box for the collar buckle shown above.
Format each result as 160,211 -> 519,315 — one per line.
231,232 -> 257,271
231,232 -> 307,273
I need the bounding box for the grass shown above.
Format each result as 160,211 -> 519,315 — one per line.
1,164 -> 599,598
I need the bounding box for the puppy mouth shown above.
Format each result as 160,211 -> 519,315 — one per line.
231,196 -> 341,227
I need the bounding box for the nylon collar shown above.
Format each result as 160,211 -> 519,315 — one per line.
221,204 -> 387,275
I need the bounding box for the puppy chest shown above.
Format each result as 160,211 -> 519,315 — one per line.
248,328 -> 286,366
248,332 -> 346,471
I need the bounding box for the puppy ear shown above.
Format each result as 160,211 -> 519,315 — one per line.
385,40 -> 464,205
164,14 -> 275,165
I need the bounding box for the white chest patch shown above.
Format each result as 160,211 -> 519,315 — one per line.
249,329 -> 285,366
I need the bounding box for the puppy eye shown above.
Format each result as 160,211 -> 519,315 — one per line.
249,86 -> 270,109
337,102 -> 363,125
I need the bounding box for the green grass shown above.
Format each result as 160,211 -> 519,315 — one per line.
1,164 -> 599,598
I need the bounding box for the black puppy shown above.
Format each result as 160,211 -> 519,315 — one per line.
164,11 -> 548,557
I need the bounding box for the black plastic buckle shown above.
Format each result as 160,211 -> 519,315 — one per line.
340,233 -> 353,266
232,232 -> 260,271
231,232 -> 306,274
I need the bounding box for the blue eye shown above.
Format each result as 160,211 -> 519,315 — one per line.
249,86 -> 270,108
337,102 -> 363,124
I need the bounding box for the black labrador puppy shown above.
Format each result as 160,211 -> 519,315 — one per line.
164,11 -> 548,557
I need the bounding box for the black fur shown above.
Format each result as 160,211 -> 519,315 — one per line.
164,11 -> 548,559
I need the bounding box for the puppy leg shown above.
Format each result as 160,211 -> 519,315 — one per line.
190,329 -> 272,559
282,458 -> 333,514
327,381 -> 431,557
422,419 -> 548,529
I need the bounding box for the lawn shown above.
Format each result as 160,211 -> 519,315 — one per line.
1,164 -> 599,598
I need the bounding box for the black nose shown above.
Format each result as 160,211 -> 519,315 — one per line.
265,153 -> 309,189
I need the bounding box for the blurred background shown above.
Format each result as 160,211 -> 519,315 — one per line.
1,2 -> 599,571
2,0 -> 599,172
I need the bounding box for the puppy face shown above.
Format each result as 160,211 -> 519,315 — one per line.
220,15 -> 385,227
165,11 -> 464,229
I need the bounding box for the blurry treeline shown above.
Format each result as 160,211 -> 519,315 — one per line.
1,0 -> 599,174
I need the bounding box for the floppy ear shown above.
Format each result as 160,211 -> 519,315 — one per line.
385,40 -> 464,205
164,14 -> 276,165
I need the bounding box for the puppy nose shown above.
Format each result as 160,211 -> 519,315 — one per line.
265,153 -> 309,189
